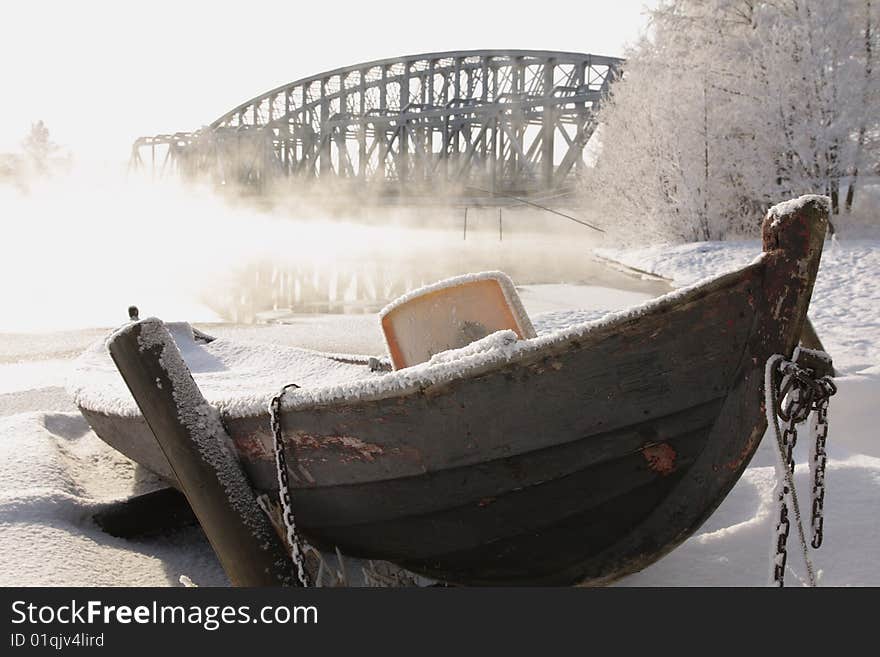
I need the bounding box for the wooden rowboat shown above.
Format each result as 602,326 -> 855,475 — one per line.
72,196 -> 829,585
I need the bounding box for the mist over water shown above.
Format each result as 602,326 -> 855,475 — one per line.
0,167 -> 626,333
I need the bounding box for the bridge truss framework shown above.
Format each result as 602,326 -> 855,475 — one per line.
131,50 -> 622,196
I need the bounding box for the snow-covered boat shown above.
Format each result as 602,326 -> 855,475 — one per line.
70,196 -> 829,585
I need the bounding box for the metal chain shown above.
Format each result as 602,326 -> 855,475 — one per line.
766,354 -> 836,587
269,383 -> 310,587
772,410 -> 800,587
771,370 -> 797,586
772,491 -> 790,585
810,379 -> 835,548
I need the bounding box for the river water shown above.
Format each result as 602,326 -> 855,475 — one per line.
0,170 -> 665,332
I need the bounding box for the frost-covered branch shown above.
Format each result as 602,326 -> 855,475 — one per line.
587,0 -> 880,242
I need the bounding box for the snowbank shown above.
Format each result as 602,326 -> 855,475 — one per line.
0,412 -> 226,586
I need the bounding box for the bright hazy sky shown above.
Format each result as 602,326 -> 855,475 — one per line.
2,0 -> 655,162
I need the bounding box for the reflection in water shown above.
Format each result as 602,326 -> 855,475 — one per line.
0,169 -> 660,331
212,231 -> 663,323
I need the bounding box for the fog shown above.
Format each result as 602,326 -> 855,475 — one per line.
0,167 -> 651,333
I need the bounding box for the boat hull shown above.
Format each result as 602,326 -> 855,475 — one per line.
78,198 -> 828,585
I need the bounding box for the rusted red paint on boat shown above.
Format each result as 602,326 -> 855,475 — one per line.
293,433 -> 385,462
642,443 -> 677,476
232,434 -> 270,460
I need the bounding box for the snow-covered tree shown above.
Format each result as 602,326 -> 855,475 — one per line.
589,0 -> 880,242
846,0 -> 877,212
22,120 -> 57,175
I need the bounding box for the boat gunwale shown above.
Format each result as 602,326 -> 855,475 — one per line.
263,258 -> 766,417
73,257 -> 765,421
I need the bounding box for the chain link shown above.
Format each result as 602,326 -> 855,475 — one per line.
773,496 -> 790,585
269,383 -> 310,587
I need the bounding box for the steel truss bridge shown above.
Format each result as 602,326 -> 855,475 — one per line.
131,50 -> 622,197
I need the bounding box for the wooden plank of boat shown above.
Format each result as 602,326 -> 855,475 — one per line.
106,321 -> 298,586
78,196 -> 829,585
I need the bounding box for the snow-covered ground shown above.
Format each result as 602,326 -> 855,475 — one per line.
1,241 -> 878,586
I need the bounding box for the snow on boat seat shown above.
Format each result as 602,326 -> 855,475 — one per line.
69,322 -> 390,419
379,271 -> 536,370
